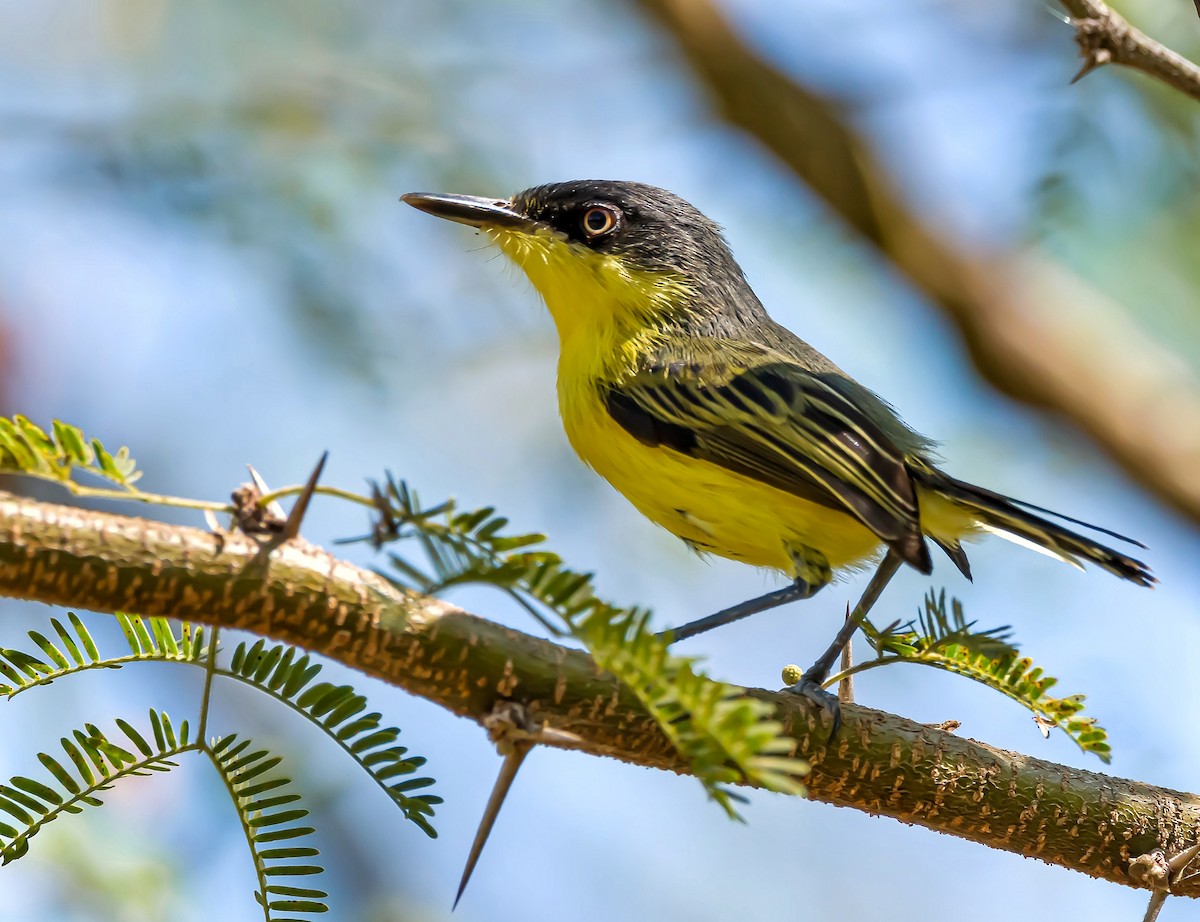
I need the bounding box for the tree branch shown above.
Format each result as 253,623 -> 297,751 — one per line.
631,0 -> 1200,525
1060,0 -> 1200,101
0,491 -> 1196,896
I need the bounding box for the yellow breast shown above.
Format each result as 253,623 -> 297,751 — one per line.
487,223 -> 888,578
557,356 -> 885,577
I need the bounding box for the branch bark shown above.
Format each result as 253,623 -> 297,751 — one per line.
0,491 -> 1197,896
1060,0 -> 1200,101
631,0 -> 1200,526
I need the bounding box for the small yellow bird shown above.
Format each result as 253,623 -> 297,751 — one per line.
404,181 -> 1152,641
403,180 -> 1153,903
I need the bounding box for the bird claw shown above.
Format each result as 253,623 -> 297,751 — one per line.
784,676 -> 841,741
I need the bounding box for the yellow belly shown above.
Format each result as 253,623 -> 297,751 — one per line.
493,227 -> 976,578
559,380 -> 884,577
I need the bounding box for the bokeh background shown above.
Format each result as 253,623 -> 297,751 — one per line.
1,1 -> 1199,919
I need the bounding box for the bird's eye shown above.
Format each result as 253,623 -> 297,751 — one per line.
581,206 -> 618,238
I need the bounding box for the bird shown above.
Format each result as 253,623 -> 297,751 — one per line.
401,179 -> 1154,903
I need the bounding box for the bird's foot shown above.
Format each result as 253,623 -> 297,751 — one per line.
783,673 -> 841,741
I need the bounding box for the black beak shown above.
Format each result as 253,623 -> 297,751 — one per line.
401,192 -> 539,231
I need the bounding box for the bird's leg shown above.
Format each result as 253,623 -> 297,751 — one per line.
785,549 -> 903,738
656,577 -> 821,644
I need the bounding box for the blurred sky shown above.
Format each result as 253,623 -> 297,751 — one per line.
1,0 -> 1199,920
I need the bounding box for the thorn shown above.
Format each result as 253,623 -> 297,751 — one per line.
838,603 -> 854,705
1070,49 -> 1110,84
1068,16 -> 1114,85
280,451 -> 329,543
246,465 -> 287,521
1167,841 -> 1200,877
454,702 -> 548,909
1142,892 -> 1167,922
537,725 -> 584,748
453,739 -> 531,910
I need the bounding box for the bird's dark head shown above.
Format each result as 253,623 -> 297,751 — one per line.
508,180 -> 737,275
402,180 -> 759,343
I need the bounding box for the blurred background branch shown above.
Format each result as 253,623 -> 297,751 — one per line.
1061,0 -> 1200,100
634,0 -> 1200,524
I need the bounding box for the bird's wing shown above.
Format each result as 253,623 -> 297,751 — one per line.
603,347 -> 932,571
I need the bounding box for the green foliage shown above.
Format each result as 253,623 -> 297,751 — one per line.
0,612 -> 206,698
0,416 -> 140,490
360,476 -> 809,814
0,609 -> 439,920
0,612 -> 440,833
0,613 -> 339,917
207,734 -> 328,920
849,591 -> 1111,762
570,604 -> 805,815
0,711 -> 191,864
863,590 -> 1017,664
226,639 -> 441,837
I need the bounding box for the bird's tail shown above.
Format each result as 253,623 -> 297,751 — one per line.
917,471 -> 1155,587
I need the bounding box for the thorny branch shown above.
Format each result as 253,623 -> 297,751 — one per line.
1060,0 -> 1200,102
0,491 -> 1198,897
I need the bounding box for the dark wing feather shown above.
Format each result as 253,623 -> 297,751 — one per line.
605,356 -> 932,572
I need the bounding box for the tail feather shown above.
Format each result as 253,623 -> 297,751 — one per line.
939,478 -> 1148,550
920,472 -> 1155,587
930,535 -> 973,582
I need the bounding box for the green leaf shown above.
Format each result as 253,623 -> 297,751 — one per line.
0,796 -> 34,826
52,421 -> 91,466
265,885 -> 328,898
219,641 -> 439,838
1,613 -> 202,701
49,619 -> 85,666
0,417 -> 142,491
59,739 -> 95,787
245,794 -> 302,813
151,618 -> 181,658
12,777 -> 63,806
255,826 -> 316,843
268,899 -> 329,913
206,735 -> 329,918
27,632 -> 70,671
116,719 -> 153,758
852,591 -> 1111,761
0,713 -> 189,863
69,613 -> 101,662
128,616 -> 155,656
37,754 -> 79,795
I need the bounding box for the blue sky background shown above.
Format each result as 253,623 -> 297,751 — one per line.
1,1 -> 1198,919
